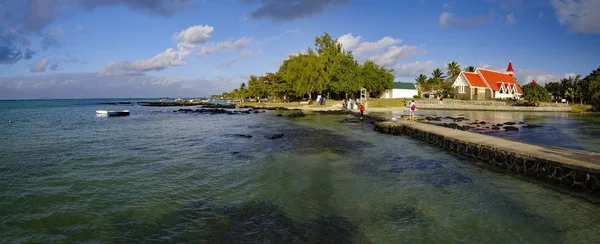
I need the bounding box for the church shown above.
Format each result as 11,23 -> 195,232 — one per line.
452,61 -> 523,100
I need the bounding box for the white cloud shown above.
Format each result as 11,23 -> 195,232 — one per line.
336,33 -> 402,56
173,25 -> 214,44
216,50 -> 262,68
30,57 -> 52,72
201,37 -> 253,54
392,61 -> 436,77
99,45 -> 192,76
368,45 -> 420,67
507,12 -> 516,24
337,33 -> 362,51
439,12 -> 452,26
551,0 -> 600,33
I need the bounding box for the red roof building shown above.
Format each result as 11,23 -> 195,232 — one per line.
452,61 -> 523,100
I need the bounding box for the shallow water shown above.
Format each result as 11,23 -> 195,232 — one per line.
1,100 -> 600,243
388,109 -> 600,153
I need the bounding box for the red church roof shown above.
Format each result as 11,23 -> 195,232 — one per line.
478,69 -> 523,94
531,80 -> 536,85
506,61 -> 514,72
463,72 -> 487,87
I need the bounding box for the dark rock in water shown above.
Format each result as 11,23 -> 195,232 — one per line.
519,121 -> 525,124
485,126 -> 490,129
231,151 -> 240,155
503,122 -> 516,125
341,118 -> 362,123
469,122 -> 479,125
426,116 -> 442,121
523,124 -> 543,129
458,125 -> 471,131
232,134 -> 252,138
288,111 -> 305,118
479,121 -> 487,125
504,126 -> 519,131
447,123 -> 459,129
476,125 -> 481,127
267,133 -> 284,139
313,110 -> 353,115
492,126 -> 500,130
496,124 -> 503,127
276,114 -> 283,117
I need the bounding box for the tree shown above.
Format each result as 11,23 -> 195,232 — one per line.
446,61 -> 461,81
544,82 -> 561,100
430,68 -> 447,95
522,83 -> 551,105
358,60 -> 394,98
464,66 -> 476,72
415,74 -> 428,97
564,87 -> 575,103
580,67 -> 600,108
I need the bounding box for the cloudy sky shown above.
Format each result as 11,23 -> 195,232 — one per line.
1,0 -> 599,99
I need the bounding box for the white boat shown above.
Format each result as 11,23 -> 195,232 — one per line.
96,110 -> 130,117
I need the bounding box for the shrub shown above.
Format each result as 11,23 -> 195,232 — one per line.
522,83 -> 551,105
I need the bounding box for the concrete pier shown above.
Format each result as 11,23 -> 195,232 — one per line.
372,119 -> 600,194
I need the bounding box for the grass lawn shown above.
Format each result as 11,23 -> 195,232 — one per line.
568,103 -> 594,113
366,98 -> 407,108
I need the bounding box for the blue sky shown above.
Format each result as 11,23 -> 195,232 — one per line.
1,0 -> 599,99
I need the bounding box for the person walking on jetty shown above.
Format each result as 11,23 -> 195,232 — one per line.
409,100 -> 416,121
359,102 -> 365,120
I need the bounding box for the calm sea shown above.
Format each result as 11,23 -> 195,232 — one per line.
1,99 -> 600,243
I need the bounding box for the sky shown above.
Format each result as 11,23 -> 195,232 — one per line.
1,0 -> 599,99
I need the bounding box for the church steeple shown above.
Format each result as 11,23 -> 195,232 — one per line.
506,61 -> 514,77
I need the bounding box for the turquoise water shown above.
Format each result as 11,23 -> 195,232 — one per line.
1,100 -> 600,243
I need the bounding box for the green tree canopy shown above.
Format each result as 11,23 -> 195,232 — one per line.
522,83 -> 551,104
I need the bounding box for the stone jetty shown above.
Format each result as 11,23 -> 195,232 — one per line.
372,117 -> 600,195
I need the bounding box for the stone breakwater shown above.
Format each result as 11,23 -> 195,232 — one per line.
411,100 -> 571,112
371,118 -> 600,196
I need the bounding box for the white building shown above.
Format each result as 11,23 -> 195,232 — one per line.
381,82 -> 418,99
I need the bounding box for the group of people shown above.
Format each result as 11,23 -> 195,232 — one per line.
342,98 -> 366,119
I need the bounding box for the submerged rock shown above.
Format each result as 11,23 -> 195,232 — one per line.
288,111 -> 305,118
341,118 -> 362,123
276,114 -> 283,117
232,134 -> 253,138
504,126 -> 519,131
523,124 -> 543,129
503,122 -> 517,125
267,133 -> 284,139
492,126 -> 500,130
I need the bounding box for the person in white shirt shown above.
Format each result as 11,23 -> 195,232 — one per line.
409,100 -> 416,121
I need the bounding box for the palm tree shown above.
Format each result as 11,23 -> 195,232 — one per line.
415,74 -> 428,96
565,87 -> 575,103
464,66 -> 476,72
446,61 -> 461,80
431,68 -> 446,95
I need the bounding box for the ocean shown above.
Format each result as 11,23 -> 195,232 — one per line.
1,99 -> 600,243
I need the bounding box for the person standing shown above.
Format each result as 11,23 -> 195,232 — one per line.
409,100 -> 417,121
359,102 -> 365,120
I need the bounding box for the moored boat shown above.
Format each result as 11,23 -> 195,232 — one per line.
96,110 -> 130,117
